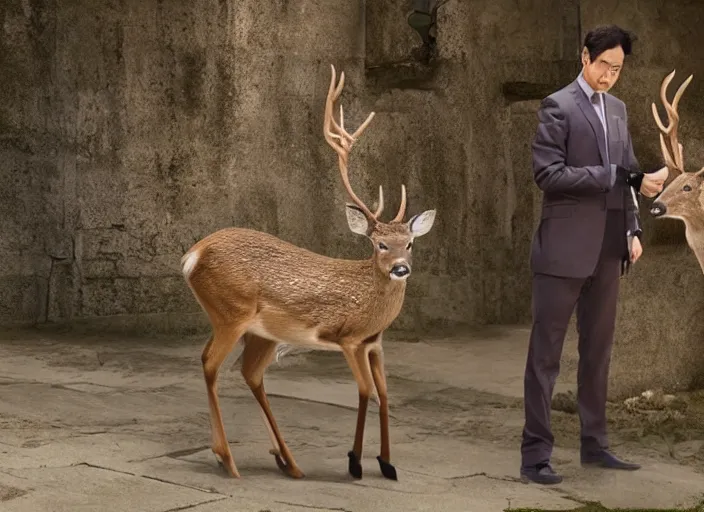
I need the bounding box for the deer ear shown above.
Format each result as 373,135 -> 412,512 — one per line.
408,209 -> 436,237
346,204 -> 369,235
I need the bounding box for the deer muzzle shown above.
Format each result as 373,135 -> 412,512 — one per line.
650,201 -> 667,217
390,262 -> 411,280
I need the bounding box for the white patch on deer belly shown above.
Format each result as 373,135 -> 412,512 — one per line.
246,316 -> 341,351
181,250 -> 200,279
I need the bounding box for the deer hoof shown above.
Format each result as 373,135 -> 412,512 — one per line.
348,450 -> 363,479
214,452 -> 241,478
377,456 -> 397,481
271,450 -> 305,479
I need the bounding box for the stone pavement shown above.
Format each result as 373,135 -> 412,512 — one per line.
0,325 -> 703,511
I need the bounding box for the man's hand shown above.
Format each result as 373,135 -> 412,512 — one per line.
640,167 -> 669,197
631,236 -> 643,263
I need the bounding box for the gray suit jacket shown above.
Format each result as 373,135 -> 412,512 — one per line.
530,79 -> 641,278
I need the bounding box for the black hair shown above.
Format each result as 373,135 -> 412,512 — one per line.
583,25 -> 637,61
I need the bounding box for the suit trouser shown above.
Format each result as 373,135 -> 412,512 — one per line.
520,210 -> 625,467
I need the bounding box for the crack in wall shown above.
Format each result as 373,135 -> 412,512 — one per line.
44,257 -> 54,323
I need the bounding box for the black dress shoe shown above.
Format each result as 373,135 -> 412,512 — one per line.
520,462 -> 563,485
581,449 -> 641,470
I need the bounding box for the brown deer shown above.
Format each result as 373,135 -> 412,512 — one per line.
648,70 -> 704,272
180,64 -> 436,481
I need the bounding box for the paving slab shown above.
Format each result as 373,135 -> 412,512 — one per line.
0,464 -> 222,512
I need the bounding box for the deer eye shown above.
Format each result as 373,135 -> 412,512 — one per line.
406,242 -> 413,250
378,242 -> 388,251
684,185 -> 692,192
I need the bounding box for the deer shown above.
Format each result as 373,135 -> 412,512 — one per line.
180,64 -> 437,481
648,69 -> 704,273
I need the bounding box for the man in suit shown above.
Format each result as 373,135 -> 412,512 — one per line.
519,25 -> 669,485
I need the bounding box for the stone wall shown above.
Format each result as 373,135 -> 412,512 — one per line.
3,0 -> 704,395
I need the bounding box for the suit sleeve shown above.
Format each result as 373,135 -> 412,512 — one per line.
532,97 -> 614,194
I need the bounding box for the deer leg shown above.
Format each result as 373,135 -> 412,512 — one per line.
240,334 -> 304,479
342,345 -> 376,479
369,346 -> 397,480
201,323 -> 247,478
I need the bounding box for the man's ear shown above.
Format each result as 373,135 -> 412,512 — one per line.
407,209 -> 436,237
346,204 -> 369,235
581,47 -> 589,66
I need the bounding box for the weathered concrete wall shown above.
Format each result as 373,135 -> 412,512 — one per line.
3,0 -> 704,396
1,0 -> 366,331
4,0 -> 572,331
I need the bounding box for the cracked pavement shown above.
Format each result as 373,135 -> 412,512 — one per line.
1,325 -> 704,511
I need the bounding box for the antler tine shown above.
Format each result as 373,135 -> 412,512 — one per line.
672,73 -> 693,170
651,70 -> 692,174
672,73 -> 693,110
374,185 -> 384,217
323,64 -> 378,221
651,71 -> 673,133
391,184 -> 407,222
651,71 -> 679,171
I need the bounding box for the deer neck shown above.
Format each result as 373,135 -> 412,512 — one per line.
357,258 -> 407,319
364,257 -> 406,293
682,217 -> 704,274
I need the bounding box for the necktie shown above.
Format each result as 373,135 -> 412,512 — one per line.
594,92 -> 610,168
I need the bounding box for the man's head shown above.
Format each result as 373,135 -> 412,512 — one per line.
581,25 -> 636,92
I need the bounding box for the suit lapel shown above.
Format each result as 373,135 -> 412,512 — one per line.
570,83 -> 609,166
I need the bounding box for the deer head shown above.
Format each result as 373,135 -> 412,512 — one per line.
323,65 -> 436,281
649,70 -> 702,223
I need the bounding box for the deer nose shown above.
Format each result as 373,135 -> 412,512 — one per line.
390,263 -> 410,280
650,201 -> 667,217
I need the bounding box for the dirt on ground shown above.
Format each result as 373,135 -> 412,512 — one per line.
553,388 -> 704,469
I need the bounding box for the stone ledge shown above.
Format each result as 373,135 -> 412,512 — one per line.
31,311 -> 211,337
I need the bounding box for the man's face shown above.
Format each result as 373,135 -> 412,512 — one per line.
581,45 -> 625,92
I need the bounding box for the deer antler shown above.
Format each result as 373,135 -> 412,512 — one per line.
323,65 -> 407,223
651,69 -> 693,175
391,184 -> 407,222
